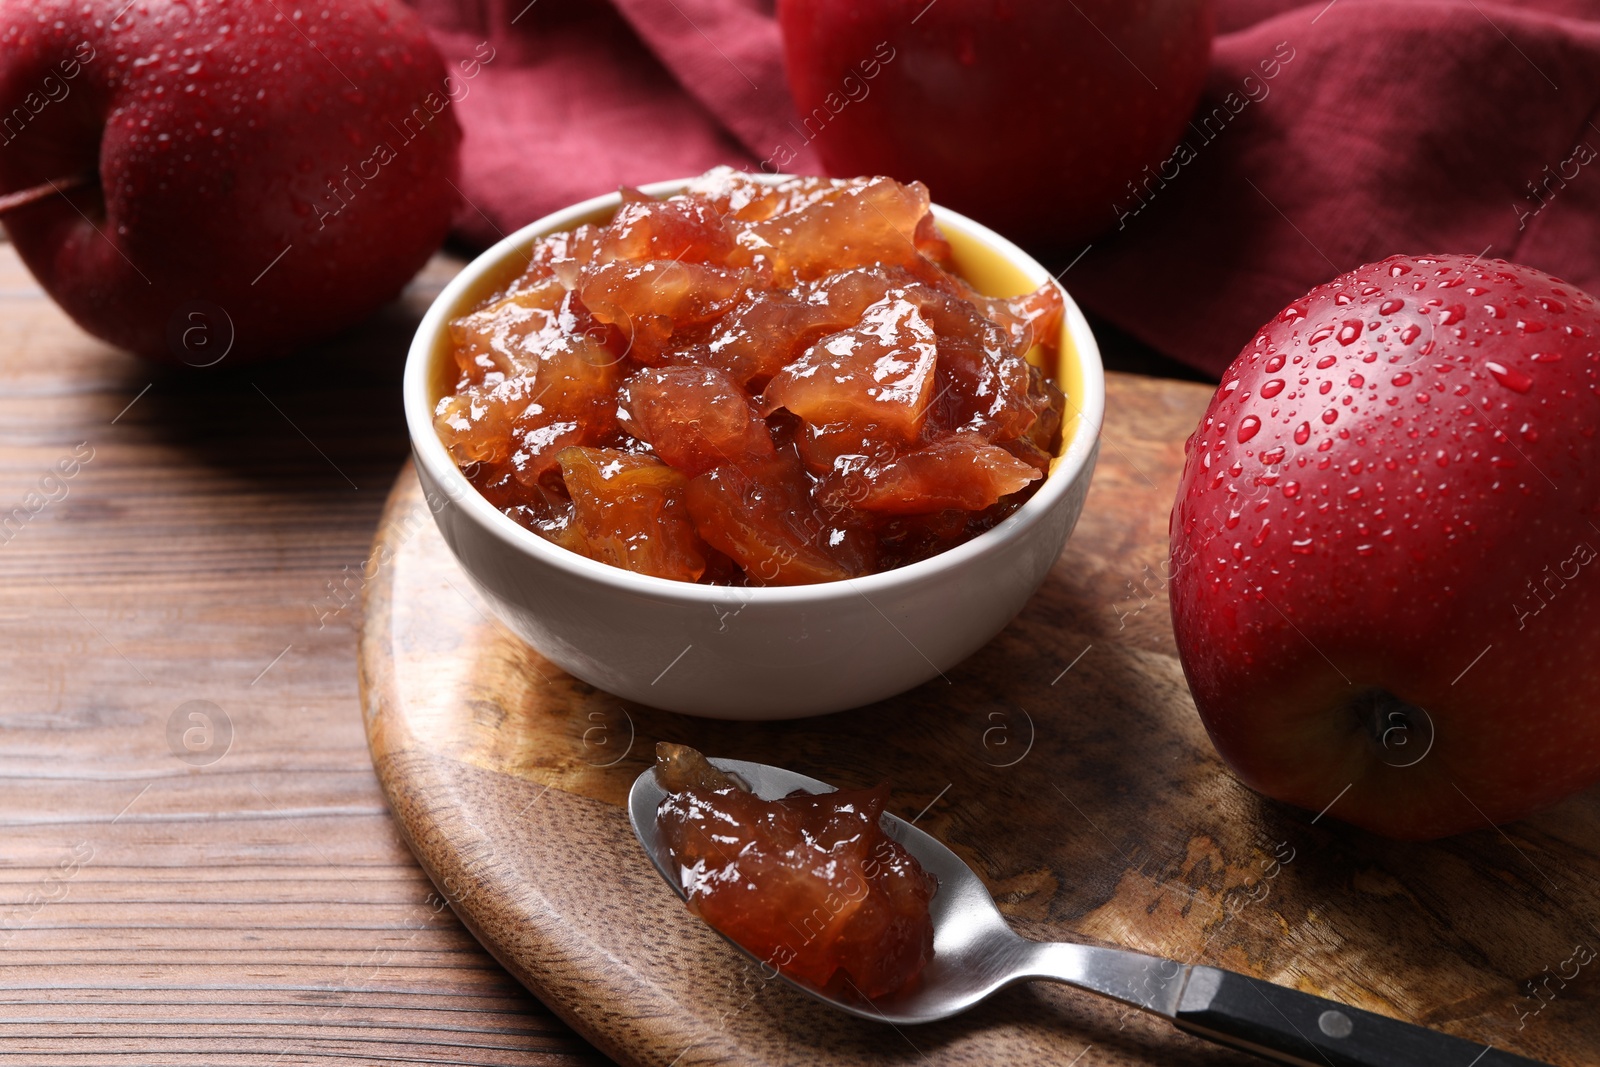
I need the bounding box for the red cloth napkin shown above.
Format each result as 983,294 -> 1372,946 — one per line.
405,0 -> 814,247
411,0 -> 1600,378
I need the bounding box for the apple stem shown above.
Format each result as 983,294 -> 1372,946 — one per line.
0,173 -> 95,218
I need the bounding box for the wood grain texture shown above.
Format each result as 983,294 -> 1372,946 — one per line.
361,375 -> 1600,1067
0,242 -> 606,1066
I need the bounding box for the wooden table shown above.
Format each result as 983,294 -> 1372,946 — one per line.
7,237 -> 1592,1067
0,243 -> 607,1065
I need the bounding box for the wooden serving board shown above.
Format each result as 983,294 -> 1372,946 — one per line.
359,371 -> 1599,1067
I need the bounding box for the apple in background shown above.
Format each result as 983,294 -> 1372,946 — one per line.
775,0 -> 1215,248
1169,253 -> 1600,839
0,0 -> 461,363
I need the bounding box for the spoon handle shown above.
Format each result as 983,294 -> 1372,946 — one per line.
1172,965 -> 1550,1067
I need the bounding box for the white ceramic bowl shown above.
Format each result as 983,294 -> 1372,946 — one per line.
404,175 -> 1105,719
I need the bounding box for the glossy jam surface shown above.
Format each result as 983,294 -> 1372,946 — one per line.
653,744 -> 937,999
436,169 -> 1067,585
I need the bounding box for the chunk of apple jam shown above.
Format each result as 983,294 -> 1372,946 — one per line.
555,447 -> 708,582
619,366 -> 773,477
685,451 -> 876,585
436,168 -> 1067,585
762,295 -> 939,444
653,743 -> 937,1000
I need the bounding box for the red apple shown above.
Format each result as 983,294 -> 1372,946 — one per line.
1169,254 -> 1600,839
775,0 -> 1215,247
0,0 -> 461,363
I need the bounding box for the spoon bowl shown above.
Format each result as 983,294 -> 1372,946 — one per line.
628,755 -> 1550,1066
629,756 -> 1114,1025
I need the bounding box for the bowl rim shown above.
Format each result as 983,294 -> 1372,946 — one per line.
403,173 -> 1106,606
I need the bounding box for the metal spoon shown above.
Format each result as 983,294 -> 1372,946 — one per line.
629,756 -> 1550,1067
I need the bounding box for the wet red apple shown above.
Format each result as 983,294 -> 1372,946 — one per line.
1170,254 -> 1600,839
775,0 -> 1215,247
0,0 -> 461,363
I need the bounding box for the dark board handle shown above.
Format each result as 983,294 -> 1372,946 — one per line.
1174,966 -> 1551,1067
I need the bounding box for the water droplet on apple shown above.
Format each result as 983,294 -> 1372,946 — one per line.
1485,361 -> 1532,393
1237,416 -> 1261,443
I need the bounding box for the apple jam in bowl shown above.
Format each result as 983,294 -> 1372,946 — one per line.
403,170 -> 1105,718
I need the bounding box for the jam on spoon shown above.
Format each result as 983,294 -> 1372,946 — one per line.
633,756 -> 1557,1066
652,742 -> 937,999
